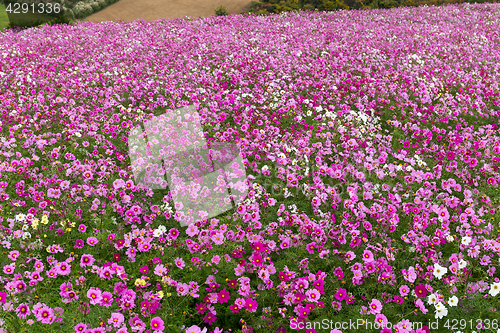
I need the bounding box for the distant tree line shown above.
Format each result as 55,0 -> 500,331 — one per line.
244,0 -> 500,14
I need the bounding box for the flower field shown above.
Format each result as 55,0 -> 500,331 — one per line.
1,3 -> 500,333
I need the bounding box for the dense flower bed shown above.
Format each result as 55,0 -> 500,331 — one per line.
1,3 -> 500,333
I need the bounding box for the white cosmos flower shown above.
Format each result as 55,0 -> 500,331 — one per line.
489,282 -> 500,297
428,293 -> 438,305
461,236 -> 471,246
433,263 -> 448,280
458,259 -> 467,269
448,296 -> 458,307
434,302 -> 445,310
435,305 -> 448,319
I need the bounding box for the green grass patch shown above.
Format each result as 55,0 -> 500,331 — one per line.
0,4 -> 9,31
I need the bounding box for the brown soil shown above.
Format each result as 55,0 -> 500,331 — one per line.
82,0 -> 253,23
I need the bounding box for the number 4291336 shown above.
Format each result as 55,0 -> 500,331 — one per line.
444,319 -> 498,331
5,2 -> 61,14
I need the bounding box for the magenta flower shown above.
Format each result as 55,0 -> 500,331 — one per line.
334,288 -> 347,301
203,311 -> 217,325
218,288 -> 230,304
230,303 -> 240,313
189,257 -> 200,264
150,317 -> 165,331
245,298 -> 258,313
100,291 -> 113,307
195,302 -> 207,314
74,239 -> 84,249
415,284 -> 428,298
169,228 -> 179,239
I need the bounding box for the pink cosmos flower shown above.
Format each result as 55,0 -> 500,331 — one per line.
362,250 -> 374,262
15,303 -> 30,319
331,301 -> 342,311
399,285 -> 410,296
375,314 -> 388,328
345,251 -> 356,261
306,288 -> 321,303
87,287 -> 102,305
59,281 -> 72,298
154,264 -> 166,276
280,239 -> 290,250
368,298 -> 382,314
185,325 -> 207,333
186,224 -> 199,237
108,312 -> 124,328
169,228 -> 179,240
395,319 -> 412,333
234,298 -> 246,309
402,266 -> 417,283
230,303 -> 240,313
75,323 -> 87,332
129,315 -> 146,331
211,232 -> 225,245
86,237 -> 98,246
415,298 -> 428,314
3,264 -> 15,274
8,250 -> 19,261
56,262 -> 71,275
36,306 -> 54,324
80,254 -> 95,267
234,264 -> 245,276
211,255 -> 221,265
175,257 -> 185,269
